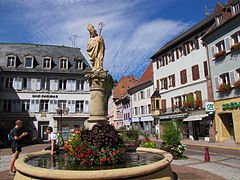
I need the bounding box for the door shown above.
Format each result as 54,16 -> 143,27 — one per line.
38,122 -> 49,141
221,113 -> 235,140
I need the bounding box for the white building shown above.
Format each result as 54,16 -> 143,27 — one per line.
151,14 -> 216,141
128,63 -> 154,134
0,43 -> 90,141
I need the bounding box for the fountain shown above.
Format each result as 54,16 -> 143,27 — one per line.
13,23 -> 174,180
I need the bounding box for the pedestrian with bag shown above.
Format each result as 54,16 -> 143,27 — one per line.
8,120 -> 28,175
44,126 -> 59,155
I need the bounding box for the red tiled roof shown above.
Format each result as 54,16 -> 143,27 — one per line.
137,62 -> 153,85
112,76 -> 137,99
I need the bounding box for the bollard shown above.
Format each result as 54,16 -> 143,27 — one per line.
204,146 -> 210,162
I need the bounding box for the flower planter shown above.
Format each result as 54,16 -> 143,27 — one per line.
218,83 -> 231,93
234,80 -> 240,88
231,42 -> 240,51
214,50 -> 226,58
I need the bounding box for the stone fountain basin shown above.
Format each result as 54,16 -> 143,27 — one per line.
14,147 -> 174,180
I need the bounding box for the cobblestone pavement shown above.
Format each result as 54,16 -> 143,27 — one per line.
1,142 -> 240,180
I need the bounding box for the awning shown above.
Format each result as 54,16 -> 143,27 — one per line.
183,114 -> 209,122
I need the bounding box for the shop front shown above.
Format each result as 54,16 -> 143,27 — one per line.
215,98 -> 240,143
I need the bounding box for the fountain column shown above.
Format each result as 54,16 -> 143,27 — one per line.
85,70 -> 108,129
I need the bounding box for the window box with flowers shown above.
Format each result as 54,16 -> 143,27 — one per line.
234,79 -> 240,88
231,42 -> 240,51
218,83 -> 232,92
194,100 -> 202,109
183,101 -> 190,108
214,50 -> 226,58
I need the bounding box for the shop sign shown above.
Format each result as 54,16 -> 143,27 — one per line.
32,94 -> 58,98
205,102 -> 215,113
222,102 -> 240,110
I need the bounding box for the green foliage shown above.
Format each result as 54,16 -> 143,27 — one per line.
57,132 -> 64,147
160,119 -> 186,159
122,129 -> 139,141
143,140 -> 156,148
103,74 -> 116,113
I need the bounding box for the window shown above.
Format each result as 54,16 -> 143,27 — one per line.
25,56 -> 33,68
43,57 -> 52,69
7,55 -> 16,67
220,73 -> 230,84
58,100 -> 67,110
76,80 -> 85,91
192,65 -> 200,81
175,48 -> 180,59
148,104 -> 151,114
160,78 -> 168,90
59,79 -> 67,90
133,94 -> 137,101
203,61 -> 209,77
59,58 -> 68,69
168,74 -> 175,88
174,96 -> 182,108
189,40 -> 195,51
233,1 -> 240,14
22,78 -> 31,90
180,69 -> 187,84
134,107 -> 138,115
216,14 -> 223,25
76,101 -> 84,113
22,100 -> 30,112
156,59 -> 160,69
3,100 -> 12,112
161,99 -> 166,113
156,80 -> 160,91
141,106 -> 145,115
76,59 -> 85,70
195,36 -> 199,50
147,89 -> 151,98
159,58 -> 165,67
216,40 -> 225,52
140,91 -> 145,99
4,77 -> 13,88
40,100 -> 49,112
231,31 -> 240,44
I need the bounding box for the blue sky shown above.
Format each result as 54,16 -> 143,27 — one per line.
0,0 -> 226,80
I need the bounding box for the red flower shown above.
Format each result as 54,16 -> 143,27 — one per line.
112,152 -> 117,156
100,158 -> 105,162
106,158 -> 111,161
122,148 -> 126,151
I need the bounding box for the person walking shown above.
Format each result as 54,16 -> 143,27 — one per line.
8,120 -> 28,174
44,126 -> 59,155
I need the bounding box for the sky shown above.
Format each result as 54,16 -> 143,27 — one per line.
0,0 -> 227,81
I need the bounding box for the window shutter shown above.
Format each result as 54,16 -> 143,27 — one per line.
195,65 -> 200,80
156,60 -> 159,69
164,78 -> 168,90
230,71 -> 236,86
173,74 -> 176,87
215,76 -> 220,91
180,71 -> 184,84
31,79 -> 37,91
224,37 -> 231,52
50,79 -> 55,91
67,100 -> 72,112
72,80 -> 76,91
171,97 -> 174,111
54,79 -> 59,91
30,100 -> 35,113
176,49 -> 179,59
72,100 -> 76,113
183,44 -> 187,56
172,52 -> 175,62
184,70 -> 187,84
192,66 -> 195,81
179,96 -> 182,108
195,91 -> 202,100
35,100 -> 40,112
84,101 -> 89,113
156,80 -> 160,91
36,79 -> 41,90
211,46 -> 215,60
203,61 -> 208,77
27,78 -> 31,90
195,37 -> 199,49
161,99 -> 166,113
49,100 -> 53,113
66,80 -> 71,91
13,77 -> 18,90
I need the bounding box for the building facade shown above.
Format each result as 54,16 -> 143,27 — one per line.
203,0 -> 240,143
151,13 -> 216,141
0,43 -> 91,141
128,63 -> 154,134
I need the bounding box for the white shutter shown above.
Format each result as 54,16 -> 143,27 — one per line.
84,101 -> 89,113
27,78 -> 31,90
83,81 -> 86,91
224,37 -> 231,52
72,80 -> 76,91
85,82 -> 89,91
31,79 -> 37,91
211,46 -> 215,60
54,100 -> 58,112
72,100 -> 76,113
13,77 -> 17,89
67,100 -> 72,113
230,71 -> 236,86
18,78 -> 22,90
35,100 -> 40,112
215,76 -> 220,91
66,80 -> 71,91
36,79 -> 41,90
30,100 -> 35,113
50,79 -> 55,91
49,100 -> 54,113
54,80 -> 59,91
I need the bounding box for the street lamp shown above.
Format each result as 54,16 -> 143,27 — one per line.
56,107 -> 69,132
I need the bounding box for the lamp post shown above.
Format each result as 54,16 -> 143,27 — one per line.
56,107 -> 69,132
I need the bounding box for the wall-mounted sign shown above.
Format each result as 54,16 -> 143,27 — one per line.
32,95 -> 58,98
205,102 -> 215,114
222,102 -> 240,110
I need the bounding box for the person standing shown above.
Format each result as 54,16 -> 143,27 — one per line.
8,120 -> 28,174
44,126 -> 59,155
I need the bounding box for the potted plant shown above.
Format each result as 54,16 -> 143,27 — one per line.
231,42 -> 240,51
218,83 -> 231,92
121,129 -> 139,151
234,79 -> 240,88
214,50 -> 226,58
183,101 -> 190,108
194,99 -> 202,109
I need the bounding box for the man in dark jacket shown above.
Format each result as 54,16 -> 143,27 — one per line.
8,120 -> 28,174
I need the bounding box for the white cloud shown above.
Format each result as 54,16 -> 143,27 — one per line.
1,0 -> 189,80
